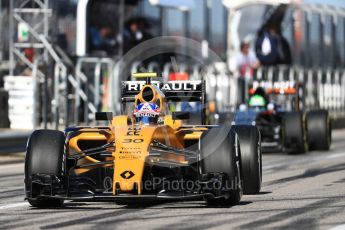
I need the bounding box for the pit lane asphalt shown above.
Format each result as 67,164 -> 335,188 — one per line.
0,130 -> 345,230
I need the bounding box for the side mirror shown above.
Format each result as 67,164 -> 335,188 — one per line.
95,112 -> 113,121
172,111 -> 190,120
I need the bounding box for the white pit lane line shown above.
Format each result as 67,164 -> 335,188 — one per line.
0,202 -> 28,210
263,152 -> 345,171
329,224 -> 345,230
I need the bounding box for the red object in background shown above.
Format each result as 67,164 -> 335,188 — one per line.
169,72 -> 189,81
249,87 -> 297,95
24,48 -> 34,63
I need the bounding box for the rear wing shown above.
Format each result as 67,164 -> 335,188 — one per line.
249,80 -> 300,95
121,80 -> 205,102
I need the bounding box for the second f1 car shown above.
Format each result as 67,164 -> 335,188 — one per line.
233,80 -> 332,154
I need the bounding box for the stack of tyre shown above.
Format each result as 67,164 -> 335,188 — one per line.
283,110 -> 332,154
4,76 -> 34,129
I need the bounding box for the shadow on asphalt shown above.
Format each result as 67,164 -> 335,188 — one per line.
249,191 -> 272,195
34,199 -> 254,210
265,162 -> 345,186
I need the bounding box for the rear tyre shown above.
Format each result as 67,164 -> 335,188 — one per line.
307,110 -> 332,151
201,126 -> 242,206
283,112 -> 308,154
232,125 -> 262,194
25,130 -> 66,208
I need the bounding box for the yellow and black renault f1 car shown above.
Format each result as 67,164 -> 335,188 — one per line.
25,73 -> 262,207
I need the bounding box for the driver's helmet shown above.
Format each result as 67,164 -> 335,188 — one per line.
248,94 -> 266,107
133,102 -> 160,125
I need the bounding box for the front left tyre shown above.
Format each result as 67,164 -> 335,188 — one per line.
25,130 -> 66,207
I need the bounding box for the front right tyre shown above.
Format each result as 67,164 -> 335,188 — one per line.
25,130 -> 66,208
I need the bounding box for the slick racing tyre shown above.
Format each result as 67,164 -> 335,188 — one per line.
25,130 -> 66,207
283,112 -> 308,154
200,126 -> 242,206
232,125 -> 262,194
307,110 -> 332,151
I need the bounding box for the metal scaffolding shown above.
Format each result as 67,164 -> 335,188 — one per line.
9,0 -> 52,76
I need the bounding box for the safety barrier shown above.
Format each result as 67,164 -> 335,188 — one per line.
37,58 -> 345,128
74,57 -> 115,125
31,55 -> 116,129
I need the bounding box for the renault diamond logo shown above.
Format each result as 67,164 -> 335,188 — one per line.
120,170 -> 135,179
